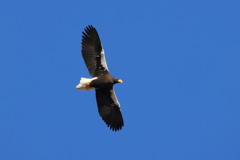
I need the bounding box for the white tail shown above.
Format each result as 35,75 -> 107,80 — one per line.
76,77 -> 97,91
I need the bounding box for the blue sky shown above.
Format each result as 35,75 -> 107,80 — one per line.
1,0 -> 240,159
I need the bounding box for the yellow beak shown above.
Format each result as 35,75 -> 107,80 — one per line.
118,79 -> 123,83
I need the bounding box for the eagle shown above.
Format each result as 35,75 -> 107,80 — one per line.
76,25 -> 124,131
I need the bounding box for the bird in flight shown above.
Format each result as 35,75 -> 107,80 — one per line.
76,25 -> 124,131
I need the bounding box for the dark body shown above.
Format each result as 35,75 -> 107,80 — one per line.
91,71 -> 119,89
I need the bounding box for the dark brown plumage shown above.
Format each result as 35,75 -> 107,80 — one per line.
76,25 -> 124,131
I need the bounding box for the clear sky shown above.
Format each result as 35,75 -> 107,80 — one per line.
0,0 -> 240,160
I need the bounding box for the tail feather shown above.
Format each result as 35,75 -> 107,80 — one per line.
76,77 -> 97,91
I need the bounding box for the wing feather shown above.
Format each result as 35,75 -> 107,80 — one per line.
81,25 -> 109,77
95,87 -> 124,131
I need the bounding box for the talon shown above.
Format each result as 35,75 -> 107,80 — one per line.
85,83 -> 91,89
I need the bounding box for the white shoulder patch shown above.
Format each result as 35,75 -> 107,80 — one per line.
110,89 -> 120,107
100,48 -> 109,71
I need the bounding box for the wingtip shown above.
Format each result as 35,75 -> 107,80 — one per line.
109,125 -> 123,132
106,121 -> 124,132
84,25 -> 95,31
82,25 -> 98,39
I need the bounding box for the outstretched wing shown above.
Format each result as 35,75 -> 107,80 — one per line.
95,87 -> 124,131
81,25 -> 109,77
